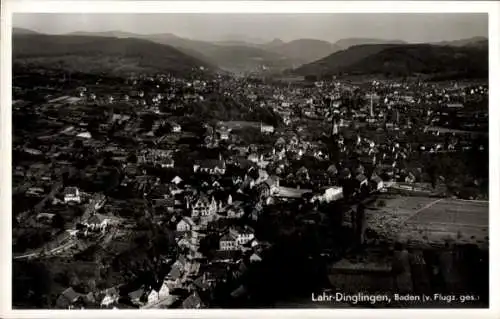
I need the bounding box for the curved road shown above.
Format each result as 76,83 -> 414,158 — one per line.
14,194 -> 106,260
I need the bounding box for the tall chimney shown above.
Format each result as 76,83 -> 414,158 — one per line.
370,94 -> 374,118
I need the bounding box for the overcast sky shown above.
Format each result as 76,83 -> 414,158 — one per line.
13,13 -> 488,43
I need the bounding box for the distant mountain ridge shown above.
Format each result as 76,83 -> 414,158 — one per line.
26,29 -> 297,72
432,36 -> 488,48
263,39 -> 341,66
293,42 -> 488,79
12,28 -> 489,77
332,38 -> 407,50
12,33 -> 212,76
12,28 -> 41,35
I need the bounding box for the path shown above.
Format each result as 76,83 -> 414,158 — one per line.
401,198 -> 444,224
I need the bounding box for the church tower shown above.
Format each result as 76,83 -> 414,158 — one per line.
331,117 -> 339,136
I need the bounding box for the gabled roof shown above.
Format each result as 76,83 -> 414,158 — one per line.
64,187 -> 79,196
193,276 -> 209,290
340,168 -> 351,178
128,287 -> 144,300
327,164 -> 338,174
371,175 -> 383,183
61,287 -> 81,302
194,194 -> 211,205
182,291 -> 203,309
355,174 -> 367,182
250,253 -> 262,262
220,233 -> 237,242
179,217 -> 196,227
151,279 -> 164,292
212,250 -> 241,261
230,285 -> 248,298
231,225 -> 254,235
105,287 -> 119,297
196,159 -> 226,169
178,254 -> 187,266
87,213 -> 108,224
264,176 -> 279,187
167,267 -> 182,280
171,176 -> 183,184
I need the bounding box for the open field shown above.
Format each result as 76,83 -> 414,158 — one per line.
277,186 -> 313,198
366,196 -> 489,248
424,126 -> 488,137
400,198 -> 488,247
219,121 -> 261,130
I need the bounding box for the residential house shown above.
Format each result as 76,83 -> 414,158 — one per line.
230,226 -> 255,245
212,249 -> 242,263
255,169 -> 270,184
153,196 -> 175,212
446,103 -> 464,109
100,288 -> 119,307
315,186 -> 344,203
230,285 -> 248,299
186,259 -> 201,277
191,274 -> 210,292
128,287 -> 146,306
86,213 -> 110,231
169,184 -> 184,196
182,291 -> 205,309
226,202 -> 245,219
355,174 -> 368,188
176,217 -> 196,232
190,195 -> 218,221
64,187 -> 81,204
263,175 -> 280,195
251,202 -> 264,221
76,131 -> 92,139
186,249 -> 204,261
26,187 -> 45,197
219,232 -> 238,251
36,212 -> 56,224
339,168 -> 352,180
83,292 -> 97,308
405,172 -> 416,184
260,124 -> 275,134
177,236 -> 192,250
370,175 -> 384,191
161,158 -> 175,168
171,122 -> 182,133
56,287 -> 83,309
233,259 -> 249,279
250,253 -> 262,263
193,159 -> 226,175
177,231 -> 202,252
247,153 -> 260,163
166,267 -> 183,288
147,280 -> 170,305
171,176 -> 183,185
217,128 -> 231,140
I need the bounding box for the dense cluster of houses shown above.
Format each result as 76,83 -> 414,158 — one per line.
13,69 -> 488,309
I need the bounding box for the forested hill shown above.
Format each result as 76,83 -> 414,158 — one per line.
13,34 -> 214,76
293,43 -> 488,79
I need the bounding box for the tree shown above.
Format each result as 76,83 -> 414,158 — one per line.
127,152 -> 138,164
73,140 -> 84,149
52,213 -> 65,230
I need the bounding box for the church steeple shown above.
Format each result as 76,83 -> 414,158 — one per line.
331,115 -> 339,136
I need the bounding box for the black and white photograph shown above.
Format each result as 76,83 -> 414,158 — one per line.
1,1 -> 499,316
